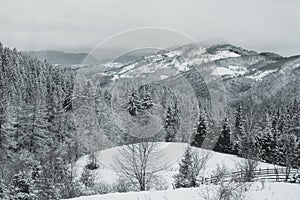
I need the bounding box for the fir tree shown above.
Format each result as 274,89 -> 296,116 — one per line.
0,178 -> 8,200
214,118 -> 231,153
259,113 -> 277,163
174,146 -> 193,188
128,92 -> 142,116
80,168 -> 95,189
164,102 -> 180,142
141,92 -> 153,110
191,111 -> 207,148
10,171 -> 34,200
233,105 -> 246,155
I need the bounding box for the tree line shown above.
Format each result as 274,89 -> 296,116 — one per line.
0,42 -> 85,199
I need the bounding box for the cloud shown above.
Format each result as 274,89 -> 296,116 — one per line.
0,0 -> 299,56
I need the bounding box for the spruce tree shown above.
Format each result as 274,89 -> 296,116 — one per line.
164,102 -> 180,142
141,92 -> 153,110
259,113 -> 277,163
214,118 -> 231,153
233,105 -> 246,155
128,92 -> 141,116
174,146 -> 193,188
191,111 -> 207,148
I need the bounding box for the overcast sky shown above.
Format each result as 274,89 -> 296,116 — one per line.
1,0 -> 300,56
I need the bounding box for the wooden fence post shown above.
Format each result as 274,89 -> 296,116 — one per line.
275,168 -> 278,182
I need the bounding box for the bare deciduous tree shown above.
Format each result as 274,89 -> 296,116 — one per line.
113,142 -> 167,191
191,150 -> 211,187
236,158 -> 258,182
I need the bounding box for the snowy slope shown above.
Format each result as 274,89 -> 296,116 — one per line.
99,44 -> 291,83
67,182 -> 300,200
74,143 -> 280,188
102,44 -> 244,81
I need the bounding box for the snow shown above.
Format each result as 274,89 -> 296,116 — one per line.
164,50 -> 181,57
66,182 -> 300,200
247,182 -> 300,200
118,63 -> 137,74
247,70 -> 277,81
212,66 -> 247,77
103,62 -> 124,70
213,50 -> 241,59
160,75 -> 169,80
74,143 -> 279,188
101,48 -> 242,81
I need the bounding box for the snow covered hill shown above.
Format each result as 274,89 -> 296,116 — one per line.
99,43 -> 295,82
102,44 -> 246,81
73,143 -> 280,189
67,182 -> 300,200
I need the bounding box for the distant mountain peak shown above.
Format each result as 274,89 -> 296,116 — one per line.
26,50 -> 92,65
206,43 -> 257,56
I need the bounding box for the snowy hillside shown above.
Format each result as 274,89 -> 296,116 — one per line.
67,182 -> 300,200
73,143 -> 280,188
102,44 -> 245,81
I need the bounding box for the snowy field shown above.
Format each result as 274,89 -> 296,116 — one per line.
67,182 -> 300,200
74,143 -> 281,188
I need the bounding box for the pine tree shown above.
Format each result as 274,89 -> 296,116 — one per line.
80,168 -> 95,189
0,178 -> 9,200
128,92 -> 141,116
141,92 -> 153,110
164,102 -> 180,142
259,112 -> 277,163
191,111 -> 207,148
214,118 -> 231,153
10,171 -> 34,200
174,146 -> 193,188
0,43 -> 80,198
233,105 -> 246,155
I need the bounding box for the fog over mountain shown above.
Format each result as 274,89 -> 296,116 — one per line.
1,0 -> 300,56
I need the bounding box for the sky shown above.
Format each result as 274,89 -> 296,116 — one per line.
0,0 -> 300,56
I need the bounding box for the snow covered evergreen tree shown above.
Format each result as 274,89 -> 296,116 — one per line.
191,110 -> 208,148
214,118 -> 232,153
0,43 -> 79,199
128,92 -> 142,116
128,92 -> 153,116
141,92 -> 153,110
164,102 -> 180,142
233,105 -> 247,155
80,168 -> 95,189
174,146 -> 193,188
258,113 -> 277,163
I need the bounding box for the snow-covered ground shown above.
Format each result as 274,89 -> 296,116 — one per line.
246,69 -> 278,81
67,182 -> 300,200
74,143 -> 280,187
103,48 -> 242,81
212,65 -> 248,77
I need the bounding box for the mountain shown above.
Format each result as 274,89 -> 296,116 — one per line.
77,43 -> 300,148
101,43 -> 251,81
1,42 -> 299,200
26,50 -> 91,64
97,43 -> 300,106
27,48 -> 158,65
